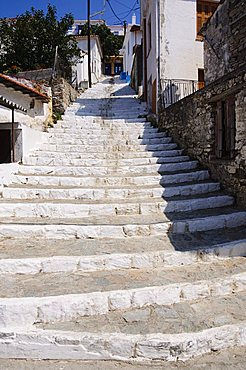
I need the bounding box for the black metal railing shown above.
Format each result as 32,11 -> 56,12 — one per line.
161,79 -> 198,108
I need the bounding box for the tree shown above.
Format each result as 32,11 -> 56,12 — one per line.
78,23 -> 123,61
0,4 -> 80,76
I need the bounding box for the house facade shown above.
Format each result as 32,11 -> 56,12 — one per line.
140,0 -> 219,113
121,15 -> 142,77
158,0 -> 246,206
0,74 -> 50,163
72,36 -> 103,89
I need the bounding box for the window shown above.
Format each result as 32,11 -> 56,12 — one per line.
215,96 -> 236,159
198,69 -> 205,89
197,0 -> 219,40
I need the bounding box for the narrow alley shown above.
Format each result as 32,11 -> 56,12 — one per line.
0,78 -> 245,368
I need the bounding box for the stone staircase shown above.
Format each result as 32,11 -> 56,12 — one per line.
0,77 -> 245,366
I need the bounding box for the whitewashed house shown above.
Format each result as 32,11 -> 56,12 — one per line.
121,14 -> 142,77
72,36 -> 103,89
140,0 -> 219,113
0,73 -> 51,164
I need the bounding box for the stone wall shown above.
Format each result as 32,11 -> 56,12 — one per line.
158,67 -> 246,206
51,78 -> 78,115
204,0 -> 246,84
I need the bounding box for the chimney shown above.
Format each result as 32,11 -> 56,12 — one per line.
132,13 -> 137,24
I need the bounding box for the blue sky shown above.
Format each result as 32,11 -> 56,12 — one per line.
0,0 -> 140,25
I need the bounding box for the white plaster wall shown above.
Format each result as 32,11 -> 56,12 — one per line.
21,124 -> 48,158
160,0 -> 204,81
144,0 -> 158,106
0,84 -> 50,130
75,38 -> 102,87
123,19 -> 142,76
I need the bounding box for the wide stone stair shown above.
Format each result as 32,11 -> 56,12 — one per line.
0,78 -> 245,366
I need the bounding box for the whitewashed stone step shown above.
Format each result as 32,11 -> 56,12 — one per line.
48,127 -> 160,135
1,182 -> 220,201
40,143 -> 178,153
10,170 -> 210,187
47,137 -> 172,146
0,195 -> 234,218
30,149 -> 183,160
0,267 -> 245,325
0,239 -> 245,275
17,161 -> 198,177
172,211 -> 246,234
50,131 -> 166,139
58,121 -> 151,129
1,324 -> 245,362
22,155 -> 189,167
0,210 -> 245,239
0,220 -> 170,240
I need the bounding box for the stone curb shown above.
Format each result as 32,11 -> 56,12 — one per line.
0,323 -> 245,361
0,272 -> 245,328
0,240 -> 245,275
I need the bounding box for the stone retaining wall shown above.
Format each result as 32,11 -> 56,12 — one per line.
158,67 -> 246,206
52,78 -> 78,115
204,0 -> 246,84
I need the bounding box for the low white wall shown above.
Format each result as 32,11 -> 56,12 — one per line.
21,124 -> 48,158
0,162 -> 19,188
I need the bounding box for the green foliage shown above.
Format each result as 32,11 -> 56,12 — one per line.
78,23 -> 123,61
0,4 -> 80,76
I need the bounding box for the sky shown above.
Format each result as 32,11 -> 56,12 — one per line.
0,0 -> 140,25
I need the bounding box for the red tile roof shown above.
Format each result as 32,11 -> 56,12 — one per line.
0,73 -> 50,102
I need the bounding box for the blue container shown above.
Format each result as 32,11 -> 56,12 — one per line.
126,75 -> 131,83
120,72 -> 127,80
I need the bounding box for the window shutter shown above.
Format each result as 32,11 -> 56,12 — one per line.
215,101 -> 223,158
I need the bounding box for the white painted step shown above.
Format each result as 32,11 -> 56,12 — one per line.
47,136 -> 172,146
17,161 -> 198,177
22,155 -> 189,167
49,130 -> 166,139
0,211 -> 244,239
0,267 -> 245,326
0,239 -> 245,275
29,149 -> 184,160
0,323 -> 245,361
40,143 -> 178,153
2,182 -> 221,201
57,121 -> 152,129
0,195 -> 234,218
9,170 -> 210,187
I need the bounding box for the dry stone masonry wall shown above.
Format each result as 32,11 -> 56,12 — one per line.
204,0 -> 246,84
52,77 -> 78,115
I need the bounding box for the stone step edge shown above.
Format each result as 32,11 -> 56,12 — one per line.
0,323 -> 246,362
0,239 -> 245,275
0,211 -> 245,237
0,272 -> 245,328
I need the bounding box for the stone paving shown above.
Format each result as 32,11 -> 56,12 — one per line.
0,77 -> 245,365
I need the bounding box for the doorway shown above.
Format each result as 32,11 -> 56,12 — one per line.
0,129 -> 11,163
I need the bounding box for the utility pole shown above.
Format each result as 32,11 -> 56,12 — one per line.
87,0 -> 92,88
123,20 -> 127,37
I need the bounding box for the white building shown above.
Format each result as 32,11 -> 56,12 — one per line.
72,36 -> 103,89
0,73 -> 51,164
122,14 -> 142,77
68,20 -> 124,37
140,0 -> 219,113
108,24 -> 125,36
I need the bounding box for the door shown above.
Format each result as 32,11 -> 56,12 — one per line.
0,129 -> 11,163
114,63 -> 123,75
